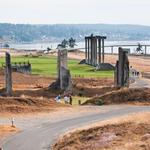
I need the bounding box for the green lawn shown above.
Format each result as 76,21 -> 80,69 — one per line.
0,56 -> 114,78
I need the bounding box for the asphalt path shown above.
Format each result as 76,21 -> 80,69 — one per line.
2,105 -> 150,150
130,77 -> 150,88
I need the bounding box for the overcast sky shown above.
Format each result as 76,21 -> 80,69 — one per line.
0,0 -> 150,25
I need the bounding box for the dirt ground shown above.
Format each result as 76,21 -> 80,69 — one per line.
0,70 -> 113,114
84,88 -> 150,106
53,112 -> 150,150
0,70 -> 113,98
0,125 -> 18,144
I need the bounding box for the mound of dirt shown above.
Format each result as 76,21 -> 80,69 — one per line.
53,122 -> 150,150
83,88 -> 150,105
0,96 -> 68,113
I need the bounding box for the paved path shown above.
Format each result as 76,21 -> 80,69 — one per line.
2,105 -> 150,150
130,77 -> 150,88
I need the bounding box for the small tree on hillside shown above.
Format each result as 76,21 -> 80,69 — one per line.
61,39 -> 68,48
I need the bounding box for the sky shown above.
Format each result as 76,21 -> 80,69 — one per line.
0,0 -> 150,25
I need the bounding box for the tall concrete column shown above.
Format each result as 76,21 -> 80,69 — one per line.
87,39 -> 90,64
115,47 -> 129,88
91,38 -> 93,66
94,38 -> 97,66
89,38 -> 92,64
102,39 -> 105,63
5,52 -> 12,96
98,39 -> 101,64
58,49 -> 72,90
85,38 -> 87,63
118,48 -> 124,87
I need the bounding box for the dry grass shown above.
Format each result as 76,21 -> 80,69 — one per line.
0,125 -> 18,144
84,88 -> 150,105
0,96 -> 69,114
53,112 -> 150,150
0,70 -> 114,114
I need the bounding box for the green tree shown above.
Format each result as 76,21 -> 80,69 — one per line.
68,37 -> 76,48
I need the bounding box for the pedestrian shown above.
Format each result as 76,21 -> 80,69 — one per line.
64,95 -> 70,104
55,94 -> 61,103
69,95 -> 72,105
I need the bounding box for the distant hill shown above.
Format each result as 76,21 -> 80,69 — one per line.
1,23 -> 150,43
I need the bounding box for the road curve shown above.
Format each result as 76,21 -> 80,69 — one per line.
2,105 -> 150,150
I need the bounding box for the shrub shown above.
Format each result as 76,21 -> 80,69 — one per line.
95,99 -> 104,106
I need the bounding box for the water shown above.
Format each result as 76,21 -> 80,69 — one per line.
8,40 -> 150,54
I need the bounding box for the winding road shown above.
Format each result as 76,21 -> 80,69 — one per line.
2,77 -> 150,150
2,105 -> 150,150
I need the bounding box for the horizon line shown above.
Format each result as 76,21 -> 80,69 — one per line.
0,22 -> 150,27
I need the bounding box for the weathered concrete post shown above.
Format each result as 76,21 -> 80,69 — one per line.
5,52 -> 12,96
98,38 -> 101,64
94,38 -> 97,66
58,49 -> 72,90
102,39 -> 105,63
85,38 -> 87,62
115,47 -> 129,88
50,48 -> 72,91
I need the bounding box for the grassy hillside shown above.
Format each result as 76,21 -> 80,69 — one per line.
0,56 -> 114,78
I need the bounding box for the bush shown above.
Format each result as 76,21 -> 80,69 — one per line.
95,99 -> 104,106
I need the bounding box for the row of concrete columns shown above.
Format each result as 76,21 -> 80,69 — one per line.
85,35 -> 106,66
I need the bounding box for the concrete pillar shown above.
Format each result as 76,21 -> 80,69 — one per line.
118,48 -> 124,87
57,49 -> 72,90
5,52 -> 12,96
85,39 -> 87,62
89,38 -> 91,65
114,60 -> 119,87
88,39 -> 90,64
98,39 -> 101,64
102,39 -> 105,63
115,47 -> 129,88
94,38 -> 97,66
91,38 -> 94,66
145,45 -> 147,55
111,46 -> 113,54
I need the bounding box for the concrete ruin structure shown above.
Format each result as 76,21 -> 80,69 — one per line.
2,61 -> 32,74
85,34 -> 106,66
11,62 -> 31,74
50,49 -> 72,90
84,34 -> 115,70
115,47 -> 129,88
5,52 -> 12,96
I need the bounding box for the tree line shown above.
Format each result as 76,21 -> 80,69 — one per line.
1,23 -> 150,43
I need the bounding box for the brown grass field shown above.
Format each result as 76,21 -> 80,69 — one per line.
0,125 -> 18,144
53,112 -> 150,150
